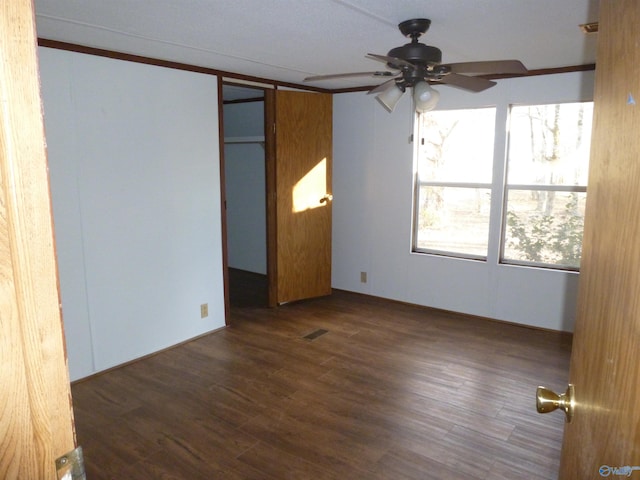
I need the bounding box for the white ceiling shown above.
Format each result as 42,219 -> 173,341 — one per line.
34,0 -> 599,91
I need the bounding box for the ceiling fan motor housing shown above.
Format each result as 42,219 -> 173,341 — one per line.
387,43 -> 442,66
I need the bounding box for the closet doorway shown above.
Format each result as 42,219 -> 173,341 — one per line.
222,84 -> 269,308
221,83 -> 333,318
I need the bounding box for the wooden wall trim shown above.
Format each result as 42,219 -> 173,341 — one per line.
332,289 -> 576,337
38,38 -> 594,96
37,38 -> 333,94
70,326 -> 226,385
331,63 -> 597,94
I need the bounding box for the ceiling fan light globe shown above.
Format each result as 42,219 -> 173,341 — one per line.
375,84 -> 405,112
413,81 -> 440,112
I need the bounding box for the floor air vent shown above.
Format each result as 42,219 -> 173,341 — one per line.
303,329 -> 328,341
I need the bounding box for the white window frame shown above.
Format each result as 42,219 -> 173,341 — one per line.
499,101 -> 592,271
411,100 -> 593,272
411,107 -> 496,261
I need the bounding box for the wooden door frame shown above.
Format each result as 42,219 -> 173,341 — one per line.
219,87 -> 334,315
217,78 -> 232,323
264,88 -> 278,307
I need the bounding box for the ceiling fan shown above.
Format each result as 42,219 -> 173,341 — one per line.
304,18 -> 528,112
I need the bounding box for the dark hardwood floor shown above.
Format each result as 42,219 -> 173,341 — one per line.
228,268 -> 269,308
71,270 -> 572,479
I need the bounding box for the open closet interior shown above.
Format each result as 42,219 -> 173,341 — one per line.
222,84 -> 268,307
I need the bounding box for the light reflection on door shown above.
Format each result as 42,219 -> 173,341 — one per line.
293,158 -> 327,213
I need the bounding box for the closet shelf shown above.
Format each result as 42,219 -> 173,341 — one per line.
224,136 -> 265,144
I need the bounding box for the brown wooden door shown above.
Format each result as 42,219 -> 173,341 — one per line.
0,1 -> 76,478
556,0 -> 640,476
273,90 -> 333,304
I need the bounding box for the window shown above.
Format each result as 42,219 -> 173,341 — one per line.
502,102 -> 593,270
413,107 -> 496,259
412,101 -> 593,271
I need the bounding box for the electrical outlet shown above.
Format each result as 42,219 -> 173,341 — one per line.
200,303 -> 208,318
360,271 -> 367,283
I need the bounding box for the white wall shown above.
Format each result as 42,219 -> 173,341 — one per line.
332,71 -> 595,332
223,101 -> 266,274
40,47 -> 225,380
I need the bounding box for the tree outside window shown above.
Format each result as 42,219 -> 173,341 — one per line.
502,102 -> 593,270
412,101 -> 593,271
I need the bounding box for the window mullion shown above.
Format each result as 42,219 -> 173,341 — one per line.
487,103 -> 509,266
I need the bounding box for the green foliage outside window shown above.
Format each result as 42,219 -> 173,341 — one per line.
506,193 -> 584,269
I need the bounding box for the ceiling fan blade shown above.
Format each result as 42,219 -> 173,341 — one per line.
436,73 -> 497,92
304,71 -> 395,82
366,53 -> 416,70
367,78 -> 398,95
444,60 -> 527,75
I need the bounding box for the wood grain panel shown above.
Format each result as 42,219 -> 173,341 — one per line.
0,1 -> 75,478
275,90 -> 332,303
559,0 -> 640,476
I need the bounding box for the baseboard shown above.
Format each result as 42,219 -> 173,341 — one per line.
331,288 -> 574,338
70,326 -> 227,386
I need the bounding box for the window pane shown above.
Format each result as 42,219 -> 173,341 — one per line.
417,108 -> 496,183
504,101 -> 593,270
502,190 -> 587,269
507,102 -> 593,186
415,186 -> 490,257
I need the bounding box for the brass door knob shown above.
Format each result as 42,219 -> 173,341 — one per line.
536,384 -> 575,423
319,194 -> 333,204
